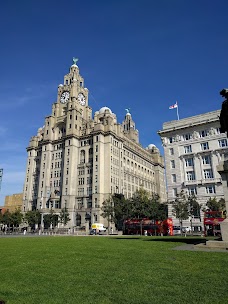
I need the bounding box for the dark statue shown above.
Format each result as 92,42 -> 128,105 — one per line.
220,89 -> 228,137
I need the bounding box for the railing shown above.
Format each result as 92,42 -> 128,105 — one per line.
183,177 -> 222,186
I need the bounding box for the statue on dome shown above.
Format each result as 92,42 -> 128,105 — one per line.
73,57 -> 79,65
125,108 -> 131,114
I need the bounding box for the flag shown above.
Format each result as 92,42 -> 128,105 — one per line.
169,102 -> 178,109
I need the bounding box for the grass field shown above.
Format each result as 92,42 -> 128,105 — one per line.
0,236 -> 227,304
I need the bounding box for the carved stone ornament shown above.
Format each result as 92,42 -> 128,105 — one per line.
192,131 -> 199,139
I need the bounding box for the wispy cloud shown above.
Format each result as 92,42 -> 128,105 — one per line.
0,83 -> 57,109
0,126 -> 7,136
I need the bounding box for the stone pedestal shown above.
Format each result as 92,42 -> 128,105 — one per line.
217,158 -> 228,242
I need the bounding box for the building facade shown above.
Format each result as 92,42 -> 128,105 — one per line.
23,61 -> 166,228
4,193 -> 23,212
158,110 -> 228,230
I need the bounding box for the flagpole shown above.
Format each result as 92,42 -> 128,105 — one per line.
176,102 -> 180,120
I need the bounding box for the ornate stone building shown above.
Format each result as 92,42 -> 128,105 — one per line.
23,60 -> 166,228
158,110 -> 228,230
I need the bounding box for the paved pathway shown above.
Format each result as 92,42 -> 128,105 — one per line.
172,243 -> 228,253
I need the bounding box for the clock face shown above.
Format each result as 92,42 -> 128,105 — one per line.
77,93 -> 86,106
60,91 -> 70,103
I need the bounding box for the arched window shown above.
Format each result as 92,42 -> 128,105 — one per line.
88,148 -> 93,163
76,214 -> 81,226
80,150 -> 85,164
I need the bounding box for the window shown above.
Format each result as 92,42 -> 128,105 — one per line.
95,145 -> 98,152
171,174 -> 176,182
183,133 -> 192,141
80,150 -> 85,164
173,188 -> 177,197
169,148 -> 174,155
218,139 -> 228,147
206,185 -> 216,194
170,160 -> 175,169
185,158 -> 194,167
186,171 -> 195,181
169,137 -> 174,143
203,169 -> 213,179
201,142 -> 209,150
199,130 -> 208,138
202,155 -> 211,165
184,145 -> 192,153
187,187 -> 197,195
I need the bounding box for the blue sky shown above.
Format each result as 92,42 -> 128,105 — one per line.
0,0 -> 228,205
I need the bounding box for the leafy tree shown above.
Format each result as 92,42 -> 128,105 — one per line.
171,190 -> 189,232
25,210 -> 41,229
43,209 -> 58,229
59,207 -> 70,226
206,197 -> 226,212
130,188 -> 150,219
0,210 -> 11,227
10,209 -> 23,228
188,195 -> 201,218
101,194 -> 132,230
101,189 -> 168,230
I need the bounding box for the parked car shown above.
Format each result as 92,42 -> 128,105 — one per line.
173,226 -> 181,235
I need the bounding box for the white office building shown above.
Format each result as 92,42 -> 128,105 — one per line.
158,110 -> 227,231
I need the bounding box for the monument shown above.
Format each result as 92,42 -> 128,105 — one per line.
216,89 -> 228,244
196,89 -> 228,250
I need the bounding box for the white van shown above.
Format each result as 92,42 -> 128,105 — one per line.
91,223 -> 106,232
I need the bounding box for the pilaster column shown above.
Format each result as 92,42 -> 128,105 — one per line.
217,156 -> 228,242
195,153 -> 203,181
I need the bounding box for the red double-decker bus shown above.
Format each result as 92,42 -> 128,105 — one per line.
123,218 -> 173,236
204,211 -> 225,236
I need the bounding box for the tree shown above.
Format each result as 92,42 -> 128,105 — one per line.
43,210 -> 58,229
101,194 -> 131,230
188,195 -> 201,218
10,209 -> 23,229
101,189 -> 168,230
171,190 -> 189,232
59,207 -> 70,226
130,188 -> 150,219
206,197 -> 226,212
25,210 -> 41,229
0,210 -> 11,227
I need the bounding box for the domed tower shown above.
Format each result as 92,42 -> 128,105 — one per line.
122,109 -> 139,143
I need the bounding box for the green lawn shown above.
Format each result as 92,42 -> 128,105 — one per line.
0,236 -> 227,304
